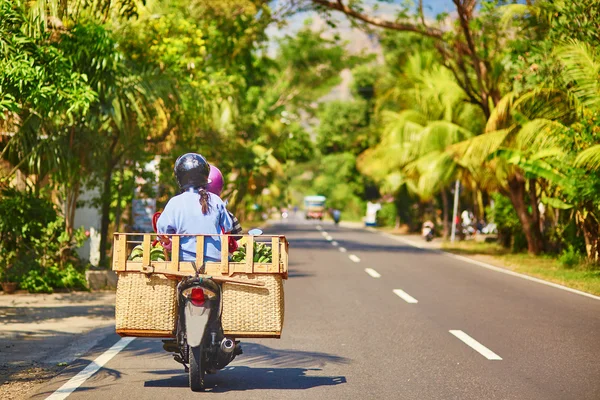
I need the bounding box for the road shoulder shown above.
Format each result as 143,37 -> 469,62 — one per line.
0,291 -> 116,400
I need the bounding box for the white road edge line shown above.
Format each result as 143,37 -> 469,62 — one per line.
449,330 -> 502,360
375,231 -> 600,302
349,254 -> 361,263
339,247 -> 347,253
45,337 -> 136,400
393,289 -> 418,303
331,241 -> 339,246
365,268 -> 381,278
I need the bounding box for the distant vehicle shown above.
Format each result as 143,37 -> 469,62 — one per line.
304,195 -> 326,220
331,209 -> 341,225
422,221 -> 435,242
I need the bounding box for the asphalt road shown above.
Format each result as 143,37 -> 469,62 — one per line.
32,219 -> 600,399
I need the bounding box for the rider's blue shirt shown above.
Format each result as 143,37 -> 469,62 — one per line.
156,190 -> 233,262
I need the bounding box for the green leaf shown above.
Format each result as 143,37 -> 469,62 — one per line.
541,194 -> 573,210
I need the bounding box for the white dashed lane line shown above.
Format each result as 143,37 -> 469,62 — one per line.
364,268 -> 381,278
449,330 -> 503,360
331,241 -> 339,246
349,254 -> 360,263
321,231 -> 328,237
339,247 -> 347,253
325,235 -> 333,241
393,289 -> 418,304
316,225 -> 323,231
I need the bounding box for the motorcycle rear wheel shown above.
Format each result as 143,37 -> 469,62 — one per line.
189,345 -> 205,391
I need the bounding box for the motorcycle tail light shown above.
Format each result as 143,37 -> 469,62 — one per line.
190,288 -> 205,307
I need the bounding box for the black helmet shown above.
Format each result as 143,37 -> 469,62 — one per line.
174,153 -> 210,190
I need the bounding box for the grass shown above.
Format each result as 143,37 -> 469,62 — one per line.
442,240 -> 600,296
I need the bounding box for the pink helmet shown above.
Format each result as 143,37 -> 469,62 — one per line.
206,165 -> 224,196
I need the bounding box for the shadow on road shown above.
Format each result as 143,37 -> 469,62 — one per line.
0,305 -> 114,325
31,361 -> 125,399
263,225 -> 324,234
144,366 -> 346,391
143,342 -> 348,391
240,342 -> 349,367
287,269 -> 314,278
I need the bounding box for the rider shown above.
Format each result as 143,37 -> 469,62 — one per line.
157,153 -> 233,262
422,220 -> 435,237
332,209 -> 341,225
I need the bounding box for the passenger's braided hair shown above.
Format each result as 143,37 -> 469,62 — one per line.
198,187 -> 211,215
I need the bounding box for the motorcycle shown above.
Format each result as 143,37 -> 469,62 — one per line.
154,211 -> 258,391
422,222 -> 435,242
332,209 -> 341,225
162,262 -> 242,391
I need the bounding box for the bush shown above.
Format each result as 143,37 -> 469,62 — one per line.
487,193 -> 525,251
20,264 -> 88,293
377,203 -> 397,227
0,188 -> 89,292
0,187 -> 58,261
558,245 -> 581,269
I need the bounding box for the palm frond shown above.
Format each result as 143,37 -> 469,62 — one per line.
575,144 -> 600,170
492,148 -> 567,185
514,118 -> 568,152
404,151 -> 457,200
497,4 -> 530,29
485,92 -> 519,132
417,121 -> 474,156
450,129 -> 511,168
513,88 -> 574,123
555,40 -> 600,111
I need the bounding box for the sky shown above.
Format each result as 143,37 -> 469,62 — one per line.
267,0 -> 457,56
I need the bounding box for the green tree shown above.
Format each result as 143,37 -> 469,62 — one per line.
317,100 -> 371,155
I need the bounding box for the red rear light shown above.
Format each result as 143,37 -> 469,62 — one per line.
190,288 -> 205,307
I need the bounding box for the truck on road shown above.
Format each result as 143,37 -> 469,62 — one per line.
304,195 -> 326,220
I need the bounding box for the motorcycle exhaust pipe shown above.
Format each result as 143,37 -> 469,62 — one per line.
220,338 -> 235,354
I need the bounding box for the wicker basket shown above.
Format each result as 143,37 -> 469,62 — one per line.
113,233 -> 288,339
221,274 -> 284,338
115,272 -> 178,338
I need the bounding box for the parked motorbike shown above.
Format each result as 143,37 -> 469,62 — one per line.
160,225 -> 263,391
422,222 -> 435,242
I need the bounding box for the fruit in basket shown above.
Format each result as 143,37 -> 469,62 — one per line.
129,246 -> 144,260
129,243 -> 166,261
231,241 -> 273,263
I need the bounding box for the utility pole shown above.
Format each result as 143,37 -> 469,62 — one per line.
450,180 -> 460,242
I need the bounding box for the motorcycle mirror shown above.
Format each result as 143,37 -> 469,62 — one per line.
248,228 -> 263,236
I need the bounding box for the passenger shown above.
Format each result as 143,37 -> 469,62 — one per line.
157,153 -> 233,262
206,165 -> 243,236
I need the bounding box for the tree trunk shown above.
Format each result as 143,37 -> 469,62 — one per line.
64,180 -> 80,239
114,168 -> 125,233
441,188 -> 450,239
476,189 -> 485,221
506,176 -> 544,255
98,168 -> 113,267
580,206 -> 600,263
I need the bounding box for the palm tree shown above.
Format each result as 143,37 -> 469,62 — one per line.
450,104 -> 570,254
358,54 -> 484,236
556,40 -> 600,260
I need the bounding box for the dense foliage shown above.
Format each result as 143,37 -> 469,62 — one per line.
305,0 -> 600,263
2,0 -> 600,292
